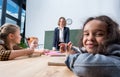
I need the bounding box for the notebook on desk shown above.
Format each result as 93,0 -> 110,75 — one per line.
45,51 -> 66,57
47,55 -> 66,66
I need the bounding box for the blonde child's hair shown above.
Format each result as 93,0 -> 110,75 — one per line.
27,37 -> 38,44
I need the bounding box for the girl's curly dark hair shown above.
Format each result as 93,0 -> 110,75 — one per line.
79,15 -> 120,54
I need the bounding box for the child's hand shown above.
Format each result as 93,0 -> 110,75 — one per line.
59,42 -> 73,53
42,49 -> 50,55
33,49 -> 49,56
59,43 -> 67,53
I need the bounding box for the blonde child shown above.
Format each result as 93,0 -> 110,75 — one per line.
0,23 -> 47,61
27,36 -> 39,49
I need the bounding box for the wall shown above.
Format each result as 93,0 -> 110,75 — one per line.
26,0 -> 120,49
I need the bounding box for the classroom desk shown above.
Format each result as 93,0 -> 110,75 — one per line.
0,55 -> 76,77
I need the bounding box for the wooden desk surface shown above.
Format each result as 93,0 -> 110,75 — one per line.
0,55 -> 76,77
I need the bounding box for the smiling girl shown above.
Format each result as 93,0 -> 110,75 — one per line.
59,15 -> 120,77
